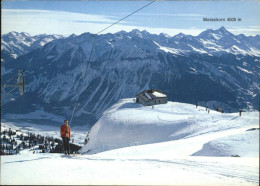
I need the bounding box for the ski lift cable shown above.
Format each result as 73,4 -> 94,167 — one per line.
6,76 -> 16,84
6,86 -> 18,95
69,103 -> 78,125
83,0 -> 156,81
69,0 -> 156,126
83,37 -> 96,80
96,0 -> 156,35
2,75 -> 17,85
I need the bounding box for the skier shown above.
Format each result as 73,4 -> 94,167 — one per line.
196,101 -> 198,108
60,120 -> 71,155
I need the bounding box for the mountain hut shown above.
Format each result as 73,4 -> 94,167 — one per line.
136,89 -> 168,106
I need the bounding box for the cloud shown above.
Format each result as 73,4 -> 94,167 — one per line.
108,12 -> 204,22
109,13 -> 205,17
228,28 -> 260,36
1,9 -> 204,36
139,13 -> 205,17
2,9 -> 118,36
2,9 -> 259,37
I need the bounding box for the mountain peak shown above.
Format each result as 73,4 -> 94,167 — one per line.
159,33 -> 171,38
130,29 -> 143,37
173,33 -> 186,39
3,31 -> 32,40
141,30 -> 151,36
68,33 -> 77,38
9,31 -> 19,35
198,27 -> 232,39
217,26 -> 229,34
115,30 -> 127,35
130,29 -> 141,33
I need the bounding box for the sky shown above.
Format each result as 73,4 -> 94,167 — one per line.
1,1 -> 260,36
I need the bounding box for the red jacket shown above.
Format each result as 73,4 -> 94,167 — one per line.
60,124 -> 70,138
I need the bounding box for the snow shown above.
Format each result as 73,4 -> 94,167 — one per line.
153,41 -> 180,55
211,33 -> 222,40
189,67 -> 197,72
248,47 -> 260,57
151,91 -> 167,97
237,66 -> 253,74
158,46 -> 180,54
1,122 -> 87,146
1,32 -> 64,59
1,152 -> 258,185
81,99 -> 259,155
10,53 -> 18,59
1,98 -> 259,185
188,44 -> 207,54
231,45 -> 248,55
193,129 -> 259,157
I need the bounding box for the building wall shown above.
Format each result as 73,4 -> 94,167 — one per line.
152,98 -> 168,105
136,95 -> 167,106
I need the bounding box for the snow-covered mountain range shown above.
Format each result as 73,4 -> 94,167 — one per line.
1,27 -> 260,127
1,31 -> 63,62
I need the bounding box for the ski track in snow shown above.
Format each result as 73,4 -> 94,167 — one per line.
1,152 -> 258,185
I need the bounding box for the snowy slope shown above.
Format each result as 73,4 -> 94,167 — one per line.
192,129 -> 259,157
81,98 -> 259,155
1,99 -> 259,185
1,152 -> 258,185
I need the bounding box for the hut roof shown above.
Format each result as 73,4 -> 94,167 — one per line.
137,89 -> 167,101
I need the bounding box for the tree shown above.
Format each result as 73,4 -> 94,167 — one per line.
21,141 -> 25,148
20,134 -> 24,141
8,129 -> 12,137
8,146 -> 11,155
